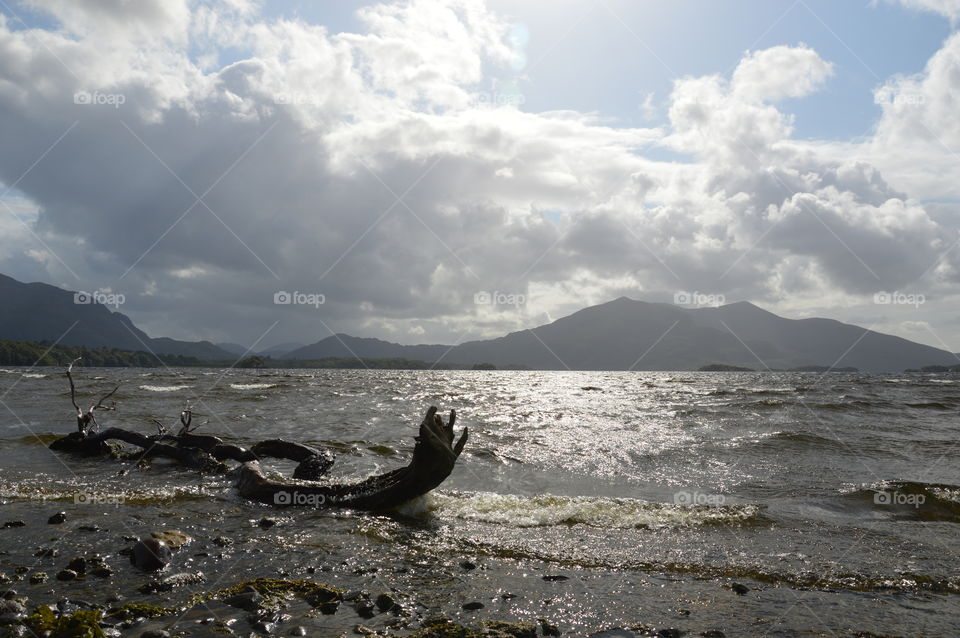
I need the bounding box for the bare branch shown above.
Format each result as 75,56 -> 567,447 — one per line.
66,358 -> 82,414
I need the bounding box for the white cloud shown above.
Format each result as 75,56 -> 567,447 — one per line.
0,0 -> 956,349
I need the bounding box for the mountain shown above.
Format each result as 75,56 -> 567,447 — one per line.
216,342 -> 249,356
0,274 -> 235,361
259,342 -> 307,358
287,297 -> 957,372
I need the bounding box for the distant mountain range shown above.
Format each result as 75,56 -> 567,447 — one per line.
0,274 -> 234,361
284,297 -> 959,372
1,273 -> 956,371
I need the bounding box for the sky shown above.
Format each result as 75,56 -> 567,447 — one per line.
0,0 -> 958,353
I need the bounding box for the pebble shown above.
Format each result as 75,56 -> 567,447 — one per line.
28,572 -> 48,585
353,626 -> 375,636
2,521 -> 25,528
151,530 -> 192,549
91,566 -> 114,578
354,599 -> 376,618
731,583 -> 750,595
212,535 -> 233,547
258,518 -> 278,529
542,575 -> 569,581
375,593 -> 396,611
131,539 -> 172,572
55,569 -> 78,582
67,557 -> 88,574
459,560 -> 477,570
289,627 -> 307,636
47,512 -> 67,524
462,601 -> 485,611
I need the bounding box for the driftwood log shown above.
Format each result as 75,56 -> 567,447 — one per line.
49,363 -> 468,510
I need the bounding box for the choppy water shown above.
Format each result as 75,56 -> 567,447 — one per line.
1,368 -> 958,636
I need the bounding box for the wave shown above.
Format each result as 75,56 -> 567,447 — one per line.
412,491 -> 764,530
230,382 -> 280,390
843,480 -> 960,523
138,384 -> 193,392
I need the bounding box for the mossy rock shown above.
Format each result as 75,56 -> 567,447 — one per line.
23,606 -> 106,638
103,602 -> 177,621
200,577 -> 344,610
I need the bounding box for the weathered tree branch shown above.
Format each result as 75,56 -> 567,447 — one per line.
51,365 -> 468,510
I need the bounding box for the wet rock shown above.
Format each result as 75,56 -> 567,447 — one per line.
212,535 -> 233,547
78,525 -> 101,532
656,629 -> 683,638
91,566 -> 114,578
730,583 -> 749,596
224,586 -> 263,612
289,626 -> 307,636
538,618 -> 561,636
55,569 -> 78,581
701,631 -> 726,637
139,631 -> 172,638
462,601 -> 484,611
0,600 -> 26,617
1,589 -> 17,600
500,592 -> 517,600
47,512 -> 67,524
343,590 -> 369,602
131,538 -> 172,572
0,574 -> 9,584
375,593 -> 396,612
2,521 -> 25,528
354,599 -> 376,618
151,530 -> 192,549
28,572 -> 48,584
67,557 -> 88,574
33,547 -> 60,558
258,518 -> 277,529
542,575 -> 569,582
353,626 -> 376,636
139,571 -> 205,594
459,560 -> 477,570
252,620 -> 277,634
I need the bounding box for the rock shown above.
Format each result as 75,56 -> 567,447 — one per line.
67,557 -> 88,574
252,621 -> 277,634
139,631 -> 172,638
538,618 -> 561,636
258,518 -> 278,529
212,535 -> 232,547
353,625 -> 376,636
2,521 -> 25,528
0,574 -> 9,584
33,547 -> 59,558
656,629 -> 682,638
78,525 -> 101,532
701,631 -> 726,637
731,583 -> 749,596
462,601 -> 484,611
47,512 -> 67,524
289,626 -> 307,636
0,600 -> 25,616
343,590 -> 369,602
354,599 -> 376,618
459,560 -> 477,570
542,575 -> 569,582
150,530 -> 192,549
375,593 -> 396,612
55,569 -> 78,582
131,539 -> 172,571
28,572 -> 48,584
482,621 -> 536,637
223,587 -> 262,612
1,589 -> 17,600
91,566 -> 114,578
500,592 -> 517,600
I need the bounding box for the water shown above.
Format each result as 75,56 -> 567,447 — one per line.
0,368 -> 958,636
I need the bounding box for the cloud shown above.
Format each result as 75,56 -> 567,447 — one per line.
0,0 -> 957,349
881,0 -> 960,21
